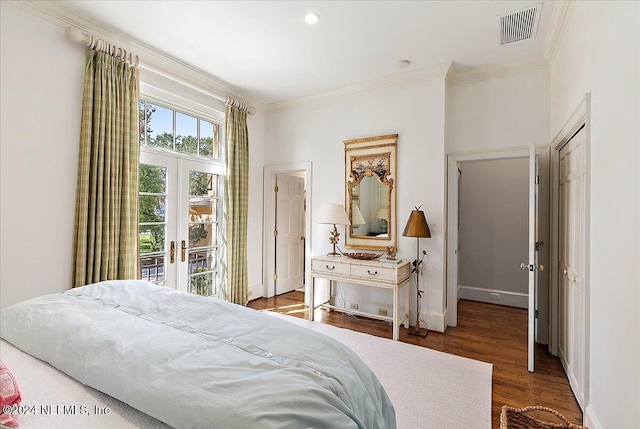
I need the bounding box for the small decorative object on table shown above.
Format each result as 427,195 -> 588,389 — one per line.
500,406 -> 587,429
340,251 -> 383,260
386,245 -> 397,260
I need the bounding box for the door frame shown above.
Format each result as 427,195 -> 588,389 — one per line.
447,147 -> 529,327
140,146 -> 225,294
263,162 -> 312,302
549,93 -> 591,405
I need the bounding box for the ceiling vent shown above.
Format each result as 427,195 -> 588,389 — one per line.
499,3 -> 542,45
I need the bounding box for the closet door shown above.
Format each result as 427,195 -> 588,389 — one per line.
558,127 -> 586,409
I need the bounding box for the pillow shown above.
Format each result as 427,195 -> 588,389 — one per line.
0,360 -> 21,428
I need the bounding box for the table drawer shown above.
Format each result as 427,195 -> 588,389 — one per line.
312,259 -> 350,276
350,264 -> 397,282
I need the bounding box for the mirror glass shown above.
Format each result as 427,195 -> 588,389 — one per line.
344,134 -> 397,251
350,176 -> 389,238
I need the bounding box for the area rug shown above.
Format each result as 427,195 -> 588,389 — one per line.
269,313 -> 493,429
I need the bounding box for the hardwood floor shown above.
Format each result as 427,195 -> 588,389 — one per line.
248,291 -> 583,428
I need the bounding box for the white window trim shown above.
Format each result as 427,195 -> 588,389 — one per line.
139,86 -> 227,297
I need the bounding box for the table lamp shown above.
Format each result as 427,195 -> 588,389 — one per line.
317,204 -> 351,256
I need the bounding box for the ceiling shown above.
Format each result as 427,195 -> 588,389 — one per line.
55,1 -> 555,105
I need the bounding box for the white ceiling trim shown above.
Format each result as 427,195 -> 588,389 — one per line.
10,1 -> 264,113
266,62 -> 453,115
448,56 -> 550,87
10,1 -> 554,114
543,0 -> 575,65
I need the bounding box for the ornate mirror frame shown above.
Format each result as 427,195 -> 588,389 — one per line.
344,134 -> 397,251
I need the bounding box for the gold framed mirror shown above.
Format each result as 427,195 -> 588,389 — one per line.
344,134 -> 397,251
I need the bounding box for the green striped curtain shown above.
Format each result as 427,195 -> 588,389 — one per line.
224,104 -> 249,305
72,50 -> 140,287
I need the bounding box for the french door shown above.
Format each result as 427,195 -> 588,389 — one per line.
139,149 -> 224,295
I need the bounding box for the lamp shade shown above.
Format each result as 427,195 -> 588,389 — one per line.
317,204 -> 351,225
351,203 -> 366,226
376,207 -> 389,220
402,209 -> 431,238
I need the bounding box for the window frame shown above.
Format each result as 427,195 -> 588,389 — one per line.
138,87 -> 227,297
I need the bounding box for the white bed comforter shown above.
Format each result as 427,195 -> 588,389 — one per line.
0,280 -> 396,429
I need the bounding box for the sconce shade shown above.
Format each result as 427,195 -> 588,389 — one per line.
351,204 -> 366,226
376,207 -> 389,221
317,204 -> 351,225
402,209 -> 431,238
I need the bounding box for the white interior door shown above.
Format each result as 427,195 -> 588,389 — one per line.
558,127 -> 587,409
525,144 -> 540,372
274,174 -> 305,295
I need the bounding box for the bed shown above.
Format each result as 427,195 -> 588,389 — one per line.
0,280 -> 395,429
0,280 -> 493,429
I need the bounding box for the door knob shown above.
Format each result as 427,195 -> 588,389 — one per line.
170,241 -> 175,264
181,240 -> 187,262
520,263 -> 544,272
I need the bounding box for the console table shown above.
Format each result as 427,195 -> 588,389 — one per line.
309,255 -> 412,340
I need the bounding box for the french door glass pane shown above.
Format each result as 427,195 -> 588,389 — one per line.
189,271 -> 214,296
188,170 -> 218,296
139,162 -> 169,287
139,164 -> 167,193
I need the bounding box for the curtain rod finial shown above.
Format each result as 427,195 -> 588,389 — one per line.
65,26 -> 89,45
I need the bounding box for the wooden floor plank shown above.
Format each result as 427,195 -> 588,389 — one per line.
248,291 -> 583,427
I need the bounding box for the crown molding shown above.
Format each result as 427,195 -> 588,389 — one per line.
543,0 -> 575,65
266,62 -> 452,115
8,1 -> 264,113
448,56 -> 550,87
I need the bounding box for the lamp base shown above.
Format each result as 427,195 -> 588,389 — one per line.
326,252 -> 341,256
408,327 -> 428,337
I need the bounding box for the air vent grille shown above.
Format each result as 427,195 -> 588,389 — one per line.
499,3 -> 542,45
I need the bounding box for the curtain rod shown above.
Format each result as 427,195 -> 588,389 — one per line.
65,26 -> 255,115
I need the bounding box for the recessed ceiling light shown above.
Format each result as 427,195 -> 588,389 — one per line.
305,13 -> 320,25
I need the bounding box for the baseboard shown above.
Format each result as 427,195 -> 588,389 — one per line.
415,309 -> 445,333
458,285 -> 528,309
584,405 -> 602,429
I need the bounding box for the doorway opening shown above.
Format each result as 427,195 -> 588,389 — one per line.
446,148 -> 550,371
263,162 -> 313,304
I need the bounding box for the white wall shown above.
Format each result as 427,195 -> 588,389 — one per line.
447,68 -> 550,153
0,3 -> 267,307
549,2 -> 640,428
0,3 -> 84,307
458,158 -> 529,307
266,78 -> 447,330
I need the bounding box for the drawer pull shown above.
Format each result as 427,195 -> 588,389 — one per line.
367,270 -> 378,276
326,265 -> 336,271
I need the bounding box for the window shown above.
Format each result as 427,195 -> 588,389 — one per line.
139,101 -> 220,159
138,99 -> 224,297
